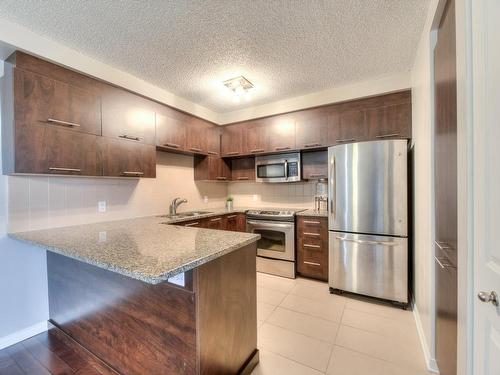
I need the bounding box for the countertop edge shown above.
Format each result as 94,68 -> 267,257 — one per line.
8,232 -> 260,285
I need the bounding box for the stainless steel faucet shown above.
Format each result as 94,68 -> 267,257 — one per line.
169,197 -> 187,216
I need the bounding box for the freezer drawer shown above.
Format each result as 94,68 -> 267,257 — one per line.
329,231 -> 408,303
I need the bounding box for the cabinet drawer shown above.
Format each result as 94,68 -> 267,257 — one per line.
297,259 -> 327,281
297,217 -> 328,234
299,237 -> 325,250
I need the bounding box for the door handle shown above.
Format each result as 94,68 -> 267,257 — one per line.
478,291 -> 499,306
336,236 -> 397,246
330,156 -> 336,218
47,118 -> 81,127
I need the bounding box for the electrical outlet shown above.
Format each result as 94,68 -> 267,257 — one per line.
98,231 -> 107,242
252,194 -> 258,202
203,196 -> 208,204
98,201 -> 107,213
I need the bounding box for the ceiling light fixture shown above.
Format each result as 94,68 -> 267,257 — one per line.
223,76 -> 254,103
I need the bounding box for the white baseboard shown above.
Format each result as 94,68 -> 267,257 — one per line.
0,321 -> 48,350
413,304 -> 439,373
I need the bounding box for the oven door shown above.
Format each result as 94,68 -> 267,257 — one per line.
246,220 -> 295,261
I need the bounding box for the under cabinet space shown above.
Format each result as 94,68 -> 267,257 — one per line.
302,150 -> 328,180
101,89 -> 156,145
15,69 -> 102,136
231,157 -> 255,181
99,137 -> 156,178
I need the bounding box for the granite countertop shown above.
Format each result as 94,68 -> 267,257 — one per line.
9,215 -> 260,285
296,209 -> 329,217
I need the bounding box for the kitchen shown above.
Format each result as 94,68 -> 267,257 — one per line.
0,1 -> 497,375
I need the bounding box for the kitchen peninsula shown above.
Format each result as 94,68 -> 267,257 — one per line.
10,215 -> 260,375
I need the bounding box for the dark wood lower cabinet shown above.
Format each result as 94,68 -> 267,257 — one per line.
47,243 -> 258,375
99,137 -> 156,178
296,216 -> 329,281
177,213 -> 247,232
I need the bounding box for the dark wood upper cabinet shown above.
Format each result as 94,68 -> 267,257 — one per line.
328,108 -> 368,145
206,125 -> 221,156
15,124 -> 101,176
367,102 -> 412,140
101,89 -> 156,145
15,69 -> 101,135
302,151 -> 328,180
185,118 -> 208,154
266,114 -> 296,152
99,137 -> 156,178
155,112 -> 186,151
295,108 -> 328,150
243,121 -> 269,155
221,124 -> 244,157
194,155 -> 230,181
231,157 -> 255,181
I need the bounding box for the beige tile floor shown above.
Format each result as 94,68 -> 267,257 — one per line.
252,272 -> 430,375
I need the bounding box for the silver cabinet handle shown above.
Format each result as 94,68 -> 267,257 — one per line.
210,217 -> 221,222
49,167 -> 81,173
336,138 -> 355,143
163,142 -> 180,148
303,232 -> 320,236
303,220 -> 321,224
184,222 -> 199,227
434,256 -> 455,269
250,149 -> 265,153
275,146 -> 291,151
47,118 -> 81,127
189,147 -> 203,152
303,261 -> 321,266
336,236 -> 397,246
119,134 -> 142,141
304,244 -> 321,248
227,215 -> 237,219
376,133 -> 399,139
122,171 -> 144,176
304,143 -> 321,148
435,241 -> 452,250
478,291 -> 499,306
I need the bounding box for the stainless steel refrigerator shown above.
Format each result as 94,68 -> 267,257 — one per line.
328,139 -> 408,304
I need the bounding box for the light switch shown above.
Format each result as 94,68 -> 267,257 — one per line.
98,201 -> 107,213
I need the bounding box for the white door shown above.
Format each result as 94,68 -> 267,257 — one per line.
472,1 -> 500,374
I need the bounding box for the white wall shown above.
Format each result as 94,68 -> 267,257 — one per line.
410,0 -> 440,372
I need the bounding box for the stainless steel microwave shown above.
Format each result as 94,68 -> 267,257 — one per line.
255,153 -> 301,183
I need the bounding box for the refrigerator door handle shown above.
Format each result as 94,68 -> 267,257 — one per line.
335,236 -> 398,247
330,156 -> 336,218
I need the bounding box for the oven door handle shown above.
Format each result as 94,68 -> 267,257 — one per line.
284,160 -> 288,180
246,220 -> 294,230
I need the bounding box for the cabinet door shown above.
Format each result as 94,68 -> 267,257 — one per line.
221,124 -> 244,157
186,118 -> 208,154
206,216 -> 224,230
327,109 -> 368,145
367,103 -> 412,140
266,115 -> 296,152
99,137 -> 156,178
206,125 -> 221,156
16,69 -> 101,135
244,121 -> 268,155
102,89 -> 156,145
156,113 -> 186,151
225,214 -> 239,231
302,151 -> 328,180
194,156 -> 230,181
236,213 -> 247,232
295,109 -> 328,150
231,157 -> 255,181
15,124 -> 101,176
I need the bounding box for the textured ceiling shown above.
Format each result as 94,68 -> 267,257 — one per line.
0,0 -> 429,113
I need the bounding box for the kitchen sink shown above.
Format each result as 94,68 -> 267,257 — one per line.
158,211 -> 213,219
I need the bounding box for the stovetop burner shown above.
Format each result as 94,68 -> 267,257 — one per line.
246,208 -> 306,222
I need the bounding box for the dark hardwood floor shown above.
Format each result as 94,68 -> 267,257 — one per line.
0,323 -> 118,375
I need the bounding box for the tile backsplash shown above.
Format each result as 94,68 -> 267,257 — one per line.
8,152 -> 228,232
228,181 -> 317,209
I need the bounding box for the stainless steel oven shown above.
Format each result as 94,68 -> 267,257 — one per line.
246,209 -> 298,278
255,153 -> 301,183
